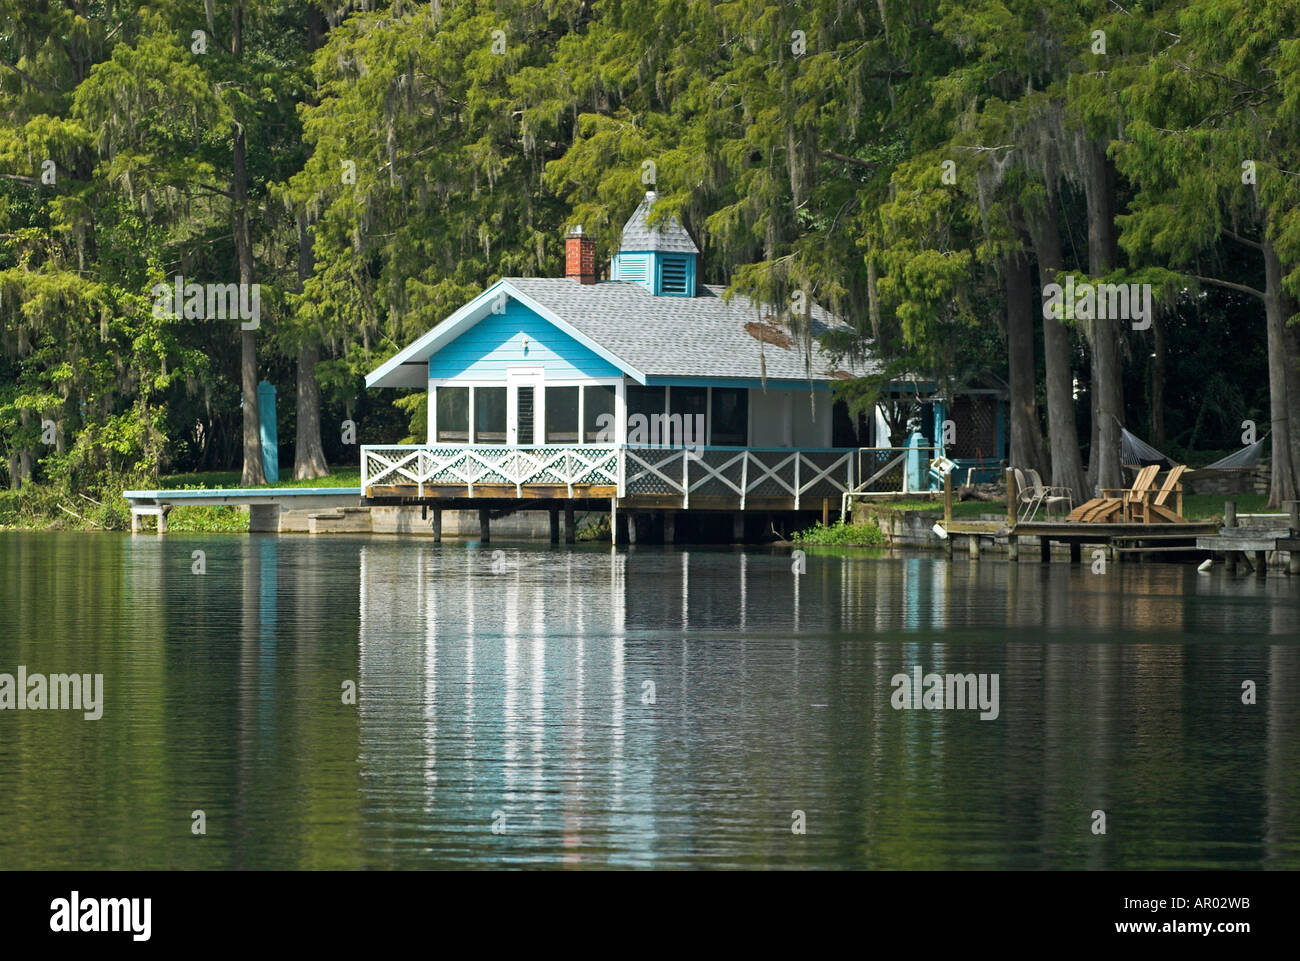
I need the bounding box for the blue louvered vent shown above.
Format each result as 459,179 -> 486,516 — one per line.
658,255 -> 688,295
615,255 -> 650,285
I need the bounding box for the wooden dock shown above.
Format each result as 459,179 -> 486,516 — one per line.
936,472 -> 1297,573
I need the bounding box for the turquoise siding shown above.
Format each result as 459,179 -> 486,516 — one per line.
427,300 -> 622,380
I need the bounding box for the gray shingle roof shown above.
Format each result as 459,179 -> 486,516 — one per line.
506,277 -> 878,382
619,191 -> 701,254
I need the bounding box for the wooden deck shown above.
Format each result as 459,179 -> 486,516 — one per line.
939,479 -> 1299,573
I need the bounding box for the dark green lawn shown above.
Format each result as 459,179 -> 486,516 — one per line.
158,467 -> 361,490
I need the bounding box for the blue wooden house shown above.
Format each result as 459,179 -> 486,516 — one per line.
362,192 -> 1005,538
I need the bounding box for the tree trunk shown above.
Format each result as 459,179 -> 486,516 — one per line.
295,344 -> 329,480
232,4 -> 265,487
1083,140 -> 1124,492
293,211 -> 329,480
1004,250 -> 1048,475
1028,199 -> 1090,500
1151,310 -> 1166,452
1262,236 -> 1298,506
17,409 -> 33,487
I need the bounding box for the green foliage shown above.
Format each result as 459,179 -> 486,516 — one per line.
792,519 -> 888,546
1,0 -> 1293,517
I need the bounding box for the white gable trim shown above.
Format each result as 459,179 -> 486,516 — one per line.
365,280 -> 648,388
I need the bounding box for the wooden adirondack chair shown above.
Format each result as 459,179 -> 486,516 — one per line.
1131,465 -> 1187,523
1066,464 -> 1160,523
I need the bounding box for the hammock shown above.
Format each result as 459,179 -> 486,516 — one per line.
1199,435 -> 1267,470
1120,427 -> 1175,468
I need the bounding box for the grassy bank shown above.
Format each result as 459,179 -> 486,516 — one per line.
0,466 -> 361,532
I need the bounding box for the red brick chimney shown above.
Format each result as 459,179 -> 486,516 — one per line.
565,225 -> 596,285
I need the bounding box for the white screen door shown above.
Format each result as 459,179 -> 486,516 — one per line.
507,369 -> 544,445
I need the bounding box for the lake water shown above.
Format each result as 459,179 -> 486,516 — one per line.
1,531 -> 1297,869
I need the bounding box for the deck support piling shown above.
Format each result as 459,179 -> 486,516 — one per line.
431,508 -> 442,543
1225,501 -> 1238,574
1007,534 -> 1018,561
478,508 -> 490,544
1040,535 -> 1050,564
564,506 -> 576,543
968,534 -> 980,560
1069,541 -> 1081,564
1288,501 -> 1300,575
1255,550 -> 1268,576
248,504 -> 276,533
549,508 -> 559,544
733,513 -> 745,543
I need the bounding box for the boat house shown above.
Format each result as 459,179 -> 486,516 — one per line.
362,192 -> 1004,540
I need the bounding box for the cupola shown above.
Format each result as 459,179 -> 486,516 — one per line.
609,191 -> 699,296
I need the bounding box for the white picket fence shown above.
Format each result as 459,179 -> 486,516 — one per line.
361,444 -> 877,508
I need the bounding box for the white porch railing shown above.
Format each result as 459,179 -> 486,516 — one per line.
361,444 -> 872,508
361,445 -> 620,498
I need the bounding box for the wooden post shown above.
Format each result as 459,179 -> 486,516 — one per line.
1006,468 -> 1017,529
1225,500 -> 1238,574
968,534 -> 980,559
1288,501 -> 1300,574
1255,550 -> 1268,576
664,511 -> 676,544
733,512 -> 745,543
478,508 -> 490,544
549,508 -> 559,544
1008,534 -> 1018,561
564,505 -> 575,544
944,530 -> 953,560
610,497 -> 618,545
1069,541 -> 1081,564
432,508 -> 442,543
944,471 -> 952,527
822,497 -> 829,527
1040,535 -> 1050,564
